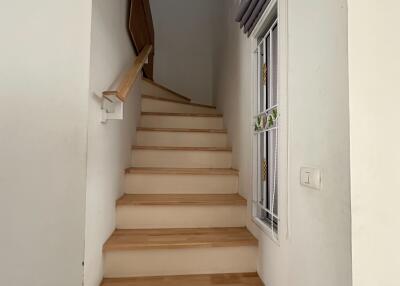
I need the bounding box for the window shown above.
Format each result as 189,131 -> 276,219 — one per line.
253,18 -> 279,235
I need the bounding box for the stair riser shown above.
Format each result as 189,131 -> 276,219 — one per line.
140,115 -> 224,129
116,205 -> 246,229
142,98 -> 217,114
104,246 -> 257,278
142,81 -> 189,102
132,150 -> 232,168
136,131 -> 228,148
124,174 -> 238,194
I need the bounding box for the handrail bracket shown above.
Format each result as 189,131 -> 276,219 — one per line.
101,92 -> 124,123
99,45 -> 152,124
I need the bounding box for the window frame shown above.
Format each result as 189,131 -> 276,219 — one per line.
254,17 -> 279,237
249,0 -> 288,244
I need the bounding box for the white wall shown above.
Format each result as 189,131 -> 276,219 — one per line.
213,1 -> 253,200
348,1 -> 400,286
150,0 -> 218,104
213,1 -> 352,286
0,1 -> 92,286
84,1 -> 141,285
285,1 -> 352,285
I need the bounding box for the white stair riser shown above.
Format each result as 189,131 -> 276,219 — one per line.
116,205 -> 246,229
132,150 -> 232,168
124,173 -> 238,194
142,81 -> 189,102
140,115 -> 224,129
142,98 -> 217,114
104,246 -> 257,278
136,131 -> 228,148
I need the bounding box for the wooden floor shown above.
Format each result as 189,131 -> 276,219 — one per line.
143,78 -> 192,102
116,194 -> 246,206
101,272 -> 264,286
103,227 -> 257,251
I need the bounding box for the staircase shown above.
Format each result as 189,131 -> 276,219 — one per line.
101,79 -> 262,285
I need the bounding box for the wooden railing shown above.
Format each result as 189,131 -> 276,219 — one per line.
103,45 -> 153,102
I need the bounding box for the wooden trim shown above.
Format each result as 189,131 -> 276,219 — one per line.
136,127 -> 227,133
143,78 -> 191,102
103,45 -> 152,102
142,94 -> 217,109
103,227 -> 257,251
141,112 -> 223,117
131,146 -> 232,151
125,167 -> 239,175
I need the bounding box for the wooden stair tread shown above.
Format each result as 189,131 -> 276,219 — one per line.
137,127 -> 227,133
117,194 -> 246,206
142,112 -> 223,117
125,167 -> 238,175
142,94 -> 217,109
103,227 -> 257,251
143,78 -> 192,102
132,146 -> 231,151
101,272 -> 263,286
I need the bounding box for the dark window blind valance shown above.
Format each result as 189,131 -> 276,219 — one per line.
235,0 -> 272,36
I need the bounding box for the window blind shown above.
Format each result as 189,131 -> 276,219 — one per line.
235,0 -> 272,36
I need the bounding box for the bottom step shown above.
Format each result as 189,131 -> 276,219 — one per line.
103,228 -> 257,278
101,272 -> 263,286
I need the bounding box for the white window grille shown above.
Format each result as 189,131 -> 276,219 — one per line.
253,18 -> 279,236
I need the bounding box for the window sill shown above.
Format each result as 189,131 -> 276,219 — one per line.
252,216 -> 280,246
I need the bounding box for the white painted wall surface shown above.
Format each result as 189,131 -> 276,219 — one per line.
213,1 -> 352,286
285,1 -> 351,285
84,1 -> 141,285
0,1 -> 92,286
150,0 -> 218,105
348,1 -> 400,285
213,1 -> 253,200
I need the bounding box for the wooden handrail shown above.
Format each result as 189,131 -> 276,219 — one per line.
103,45 -> 153,102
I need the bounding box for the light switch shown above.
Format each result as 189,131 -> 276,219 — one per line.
300,167 -> 321,190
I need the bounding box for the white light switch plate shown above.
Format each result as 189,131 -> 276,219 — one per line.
300,167 -> 321,190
